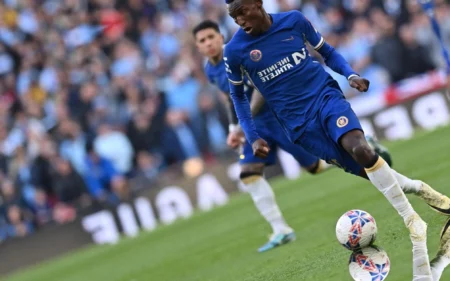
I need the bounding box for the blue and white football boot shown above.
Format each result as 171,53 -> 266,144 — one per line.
258,230 -> 296,253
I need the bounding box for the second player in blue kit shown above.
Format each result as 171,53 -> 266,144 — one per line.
223,0 -> 450,279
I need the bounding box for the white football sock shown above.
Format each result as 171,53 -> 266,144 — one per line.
365,159 -> 415,220
393,169 -> 450,213
242,175 -> 291,235
391,169 -> 422,193
431,256 -> 450,280
366,158 -> 432,281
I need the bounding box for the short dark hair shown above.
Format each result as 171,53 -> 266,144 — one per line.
192,20 -> 220,38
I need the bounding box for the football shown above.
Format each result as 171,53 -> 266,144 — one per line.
349,246 -> 390,281
336,209 -> 377,250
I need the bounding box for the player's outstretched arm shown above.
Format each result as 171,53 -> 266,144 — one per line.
317,44 -> 370,92
294,11 -> 369,92
316,43 -> 357,80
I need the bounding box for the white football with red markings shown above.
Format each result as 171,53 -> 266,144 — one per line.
336,209 -> 377,251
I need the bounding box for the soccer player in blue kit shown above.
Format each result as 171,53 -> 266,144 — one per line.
193,20 -> 335,252
223,0 -> 450,279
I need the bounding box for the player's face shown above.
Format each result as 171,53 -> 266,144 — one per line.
195,28 -> 224,59
228,0 -> 264,35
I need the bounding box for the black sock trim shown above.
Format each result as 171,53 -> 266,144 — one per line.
365,155 -> 380,169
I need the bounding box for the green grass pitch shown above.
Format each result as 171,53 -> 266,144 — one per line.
5,126 -> 450,281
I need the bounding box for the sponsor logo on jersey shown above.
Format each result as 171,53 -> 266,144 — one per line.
257,50 -> 307,83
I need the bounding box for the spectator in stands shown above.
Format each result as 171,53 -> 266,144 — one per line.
70,82 -> 97,133
399,23 -> 436,78
130,150 -> 162,191
49,158 -> 85,225
83,141 -> 122,206
125,93 -> 173,161
127,111 -> 157,154
197,89 -> 227,155
7,145 -> 53,226
59,120 -> 88,175
0,215 -> 8,242
0,152 -> 8,178
6,204 -> 34,238
163,67 -> 202,160
326,17 -> 390,96
115,83 -> 142,125
48,101 -> 72,143
52,157 -> 91,208
31,138 -> 57,197
323,6 -> 347,35
52,203 -> 77,225
411,0 -> 450,69
8,146 -> 32,194
137,91 -> 186,165
26,189 -> 52,226
94,123 -> 134,175
0,179 -> 22,210
370,9 -> 406,83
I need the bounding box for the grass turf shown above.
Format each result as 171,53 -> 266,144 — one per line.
5,126 -> 450,281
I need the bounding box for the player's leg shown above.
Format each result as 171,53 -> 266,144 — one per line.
320,92 -> 433,280
355,140 -> 450,214
391,170 -> 450,216
430,219 -> 450,280
345,132 -> 450,280
240,162 -> 292,236
239,142 -> 295,252
326,95 -> 449,212
340,130 -> 432,280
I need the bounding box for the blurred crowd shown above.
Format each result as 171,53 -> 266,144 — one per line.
0,0 -> 448,241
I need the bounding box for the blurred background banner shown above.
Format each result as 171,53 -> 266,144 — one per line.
0,0 -> 450,277
352,70 -> 450,140
0,158 -> 286,275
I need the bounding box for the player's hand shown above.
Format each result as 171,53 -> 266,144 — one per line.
227,131 -> 245,149
252,138 -> 270,158
349,76 -> 370,92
